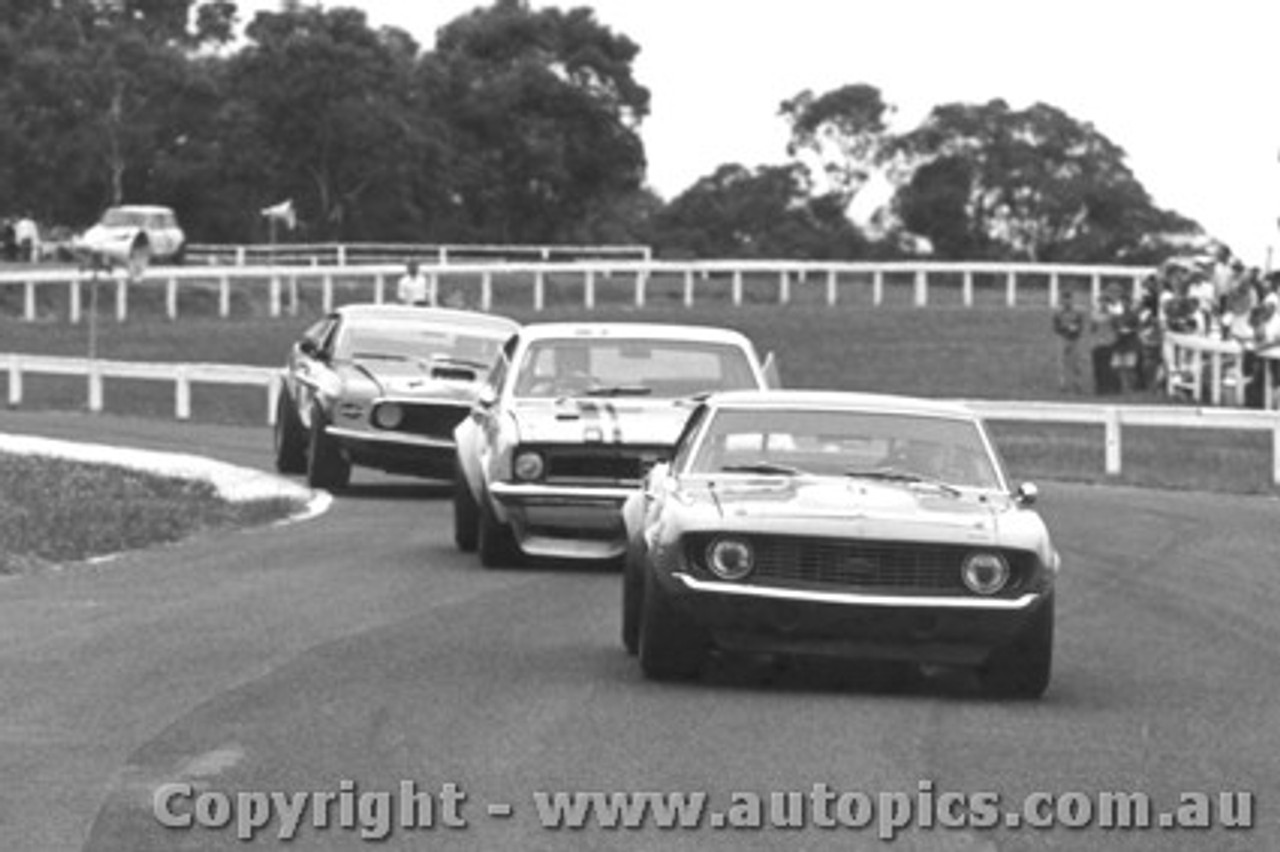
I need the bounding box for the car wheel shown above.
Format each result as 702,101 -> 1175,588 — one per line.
306,406 -> 351,491
638,570 -> 706,681
453,463 -> 479,553
978,594 -> 1054,699
621,536 -> 645,655
273,391 -> 308,474
477,498 -> 521,568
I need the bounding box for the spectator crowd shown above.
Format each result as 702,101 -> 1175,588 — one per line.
1054,244 -> 1280,407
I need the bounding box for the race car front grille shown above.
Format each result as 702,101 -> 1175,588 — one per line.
688,534 -> 1006,594
377,402 -> 470,441
528,444 -> 672,485
752,537 -> 966,591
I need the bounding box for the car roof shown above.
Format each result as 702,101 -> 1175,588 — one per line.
335,303 -> 520,335
704,389 -> 979,420
517,322 -> 753,345
103,205 -> 176,215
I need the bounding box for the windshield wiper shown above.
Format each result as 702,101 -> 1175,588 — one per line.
720,461 -> 806,476
584,385 -> 653,397
429,355 -> 491,370
351,352 -> 409,361
845,467 -> 962,497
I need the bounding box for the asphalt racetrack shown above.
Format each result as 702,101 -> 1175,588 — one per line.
1,410 -> 1277,851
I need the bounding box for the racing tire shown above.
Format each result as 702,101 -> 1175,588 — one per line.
638,570 -> 706,681
306,407 -> 351,491
273,391 -> 308,474
978,594 -> 1054,699
453,464 -> 479,553
621,537 -> 645,655
477,499 -> 521,569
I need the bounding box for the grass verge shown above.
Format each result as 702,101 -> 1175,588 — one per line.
0,451 -> 299,574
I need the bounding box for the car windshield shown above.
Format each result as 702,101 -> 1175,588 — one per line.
512,338 -> 757,398
688,407 -> 1004,490
334,321 -> 504,367
99,208 -> 151,227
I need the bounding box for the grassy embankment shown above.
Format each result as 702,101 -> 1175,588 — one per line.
0,452 -> 297,574
0,267 -> 1274,495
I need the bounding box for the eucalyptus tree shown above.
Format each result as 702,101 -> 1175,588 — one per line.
422,0 -> 650,243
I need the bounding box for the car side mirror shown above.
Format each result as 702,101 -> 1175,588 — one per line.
298,339 -> 319,358
761,352 -> 781,389
476,386 -> 497,409
1015,482 -> 1039,506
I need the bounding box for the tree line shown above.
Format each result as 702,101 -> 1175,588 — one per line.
0,0 -> 1202,262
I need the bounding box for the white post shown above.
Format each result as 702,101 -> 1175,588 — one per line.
1048,272 -> 1060,307
269,275 -> 282,317
7,355 -> 21,407
1273,416 -> 1280,486
69,279 -> 81,324
534,271 -> 545,312
872,270 -> 884,306
322,273 -> 334,313
373,273 -> 384,305
289,275 -> 299,316
175,368 -> 191,420
23,281 -> 35,321
1104,407 -> 1121,475
584,270 -> 596,310
428,272 -> 438,307
683,270 -> 695,308
779,271 -> 790,305
732,271 -> 743,307
1210,351 -> 1222,406
1090,273 -> 1102,307
826,269 -> 838,306
337,245 -> 347,267
914,269 -> 927,307
267,375 -> 281,426
481,272 -> 493,312
235,246 -> 246,266
166,277 -> 178,320
963,269 -> 974,308
87,363 -> 103,413
634,271 -> 646,308
116,277 -> 128,322
219,275 -> 231,317
1006,271 -> 1017,308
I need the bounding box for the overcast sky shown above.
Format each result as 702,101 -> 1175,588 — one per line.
237,0 -> 1280,263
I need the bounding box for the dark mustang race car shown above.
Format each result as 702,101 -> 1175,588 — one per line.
621,390 -> 1059,697
453,322 -> 778,567
274,304 -> 519,489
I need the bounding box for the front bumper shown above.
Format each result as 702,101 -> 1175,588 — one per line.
488,481 -> 635,560
326,426 -> 455,478
661,571 -> 1050,666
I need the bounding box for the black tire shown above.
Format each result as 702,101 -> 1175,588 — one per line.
979,594 -> 1054,699
273,391 -> 308,474
638,570 -> 706,681
477,498 -> 521,568
621,537 -> 645,655
453,464 -> 479,553
306,407 -> 351,491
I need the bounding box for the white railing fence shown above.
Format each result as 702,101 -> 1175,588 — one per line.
182,242 -> 653,267
0,260 -> 1151,324
4,354 -> 280,424
4,352 -> 1279,485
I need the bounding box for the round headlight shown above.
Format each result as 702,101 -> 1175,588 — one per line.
373,402 -> 404,430
513,450 -> 545,482
961,552 -> 1010,596
706,537 -> 754,581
